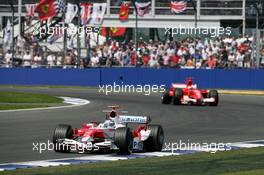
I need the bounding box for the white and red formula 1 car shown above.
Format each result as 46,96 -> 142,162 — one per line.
161,78 -> 219,106
52,106 -> 164,155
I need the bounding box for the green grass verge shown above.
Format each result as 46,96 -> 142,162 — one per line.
0,91 -> 63,103
0,85 -> 92,90
0,104 -> 50,110
2,147 -> 264,175
0,91 -> 63,110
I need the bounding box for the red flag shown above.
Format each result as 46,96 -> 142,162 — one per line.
26,4 -> 36,17
119,2 -> 130,21
170,0 -> 187,14
101,27 -> 107,37
109,27 -> 126,37
35,0 -> 57,21
80,3 -> 92,25
25,4 -> 36,25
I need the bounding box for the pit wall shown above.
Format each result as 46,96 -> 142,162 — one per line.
0,68 -> 263,90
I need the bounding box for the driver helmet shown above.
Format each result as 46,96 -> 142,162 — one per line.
186,78 -> 193,87
109,110 -> 117,118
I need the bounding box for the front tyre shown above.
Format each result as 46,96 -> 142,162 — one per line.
208,90 -> 219,106
173,88 -> 183,105
52,124 -> 73,153
161,90 -> 172,104
114,127 -> 133,155
144,125 -> 164,152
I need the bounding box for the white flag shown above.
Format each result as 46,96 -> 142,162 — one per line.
90,3 -> 107,26
3,19 -> 12,49
135,2 -> 151,17
65,3 -> 78,24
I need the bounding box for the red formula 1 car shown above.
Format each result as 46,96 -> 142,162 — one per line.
161,78 -> 219,106
52,106 -> 164,155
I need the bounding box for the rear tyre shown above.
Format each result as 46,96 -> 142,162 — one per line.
173,88 -> 183,105
208,90 -> 219,106
161,90 -> 172,104
144,125 -> 164,152
114,127 -> 133,155
52,124 -> 73,153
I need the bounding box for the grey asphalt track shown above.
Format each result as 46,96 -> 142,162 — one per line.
0,87 -> 263,164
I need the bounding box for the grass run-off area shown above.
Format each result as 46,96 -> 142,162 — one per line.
2,147 -> 264,175
0,91 -> 63,110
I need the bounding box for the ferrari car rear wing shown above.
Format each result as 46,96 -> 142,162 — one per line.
119,115 -> 150,124
172,83 -> 197,89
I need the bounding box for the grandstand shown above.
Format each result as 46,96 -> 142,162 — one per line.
0,0 -> 263,36
0,0 -> 263,68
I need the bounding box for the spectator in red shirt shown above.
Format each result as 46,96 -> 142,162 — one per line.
130,50 -> 137,65
238,43 -> 248,54
143,53 -> 150,67
205,55 -> 217,69
170,53 -> 180,67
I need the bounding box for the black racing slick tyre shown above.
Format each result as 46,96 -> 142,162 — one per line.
173,88 -> 183,105
114,127 -> 133,155
208,90 -> 219,106
52,124 -> 73,153
144,125 -> 164,152
161,90 -> 172,104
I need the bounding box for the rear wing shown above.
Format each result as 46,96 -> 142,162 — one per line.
172,83 -> 197,89
119,115 -> 150,124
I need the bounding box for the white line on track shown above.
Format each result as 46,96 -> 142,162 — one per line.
0,140 -> 264,170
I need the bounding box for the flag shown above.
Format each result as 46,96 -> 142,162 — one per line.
80,3 -> 92,25
135,2 -> 151,17
3,19 -> 12,48
100,27 -> 126,37
109,27 -> 126,37
35,0 -> 65,21
26,4 -> 36,17
25,4 -> 36,25
65,3 -> 78,24
119,2 -> 130,21
35,0 -> 57,21
100,27 -> 107,37
90,3 -> 107,26
170,0 -> 187,14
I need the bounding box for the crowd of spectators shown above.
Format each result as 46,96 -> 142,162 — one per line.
1,35 -> 264,69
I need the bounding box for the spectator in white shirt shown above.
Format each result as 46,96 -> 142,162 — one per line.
236,52 -> 244,68
4,50 -> 12,67
148,54 -> 159,68
47,54 -> 56,67
33,53 -> 42,66
23,51 -> 31,67
166,46 -> 175,57
56,54 -> 63,66
90,52 -> 99,67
